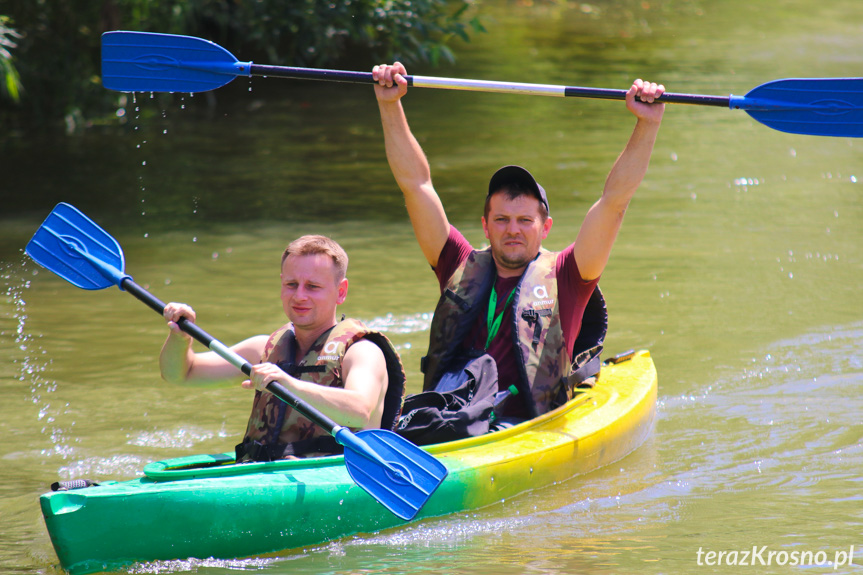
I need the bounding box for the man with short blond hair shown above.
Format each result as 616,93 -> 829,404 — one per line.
159,234 -> 406,460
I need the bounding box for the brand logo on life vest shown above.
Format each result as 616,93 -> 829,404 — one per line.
533,285 -> 549,299
531,286 -> 555,311
317,341 -> 341,362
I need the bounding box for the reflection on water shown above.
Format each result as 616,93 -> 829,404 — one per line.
2,1 -> 863,573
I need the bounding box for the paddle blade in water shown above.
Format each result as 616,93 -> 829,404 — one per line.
733,78 -> 863,137
101,31 -> 250,93
341,429 -> 447,521
25,203 -> 128,290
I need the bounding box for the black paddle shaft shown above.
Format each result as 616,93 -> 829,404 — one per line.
119,277 -> 341,436
562,86 -> 730,106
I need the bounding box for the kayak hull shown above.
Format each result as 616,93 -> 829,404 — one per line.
41,350 -> 657,574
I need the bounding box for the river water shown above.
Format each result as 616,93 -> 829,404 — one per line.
2,1 -> 862,573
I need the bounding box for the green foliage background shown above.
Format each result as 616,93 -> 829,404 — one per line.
0,0 -> 482,131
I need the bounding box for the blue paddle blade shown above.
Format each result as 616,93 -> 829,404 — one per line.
733,78 -> 863,137
341,429 -> 447,521
101,31 -> 251,93
25,203 -> 128,290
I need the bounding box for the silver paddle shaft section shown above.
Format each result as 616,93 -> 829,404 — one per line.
206,339 -> 248,372
414,75 -> 567,96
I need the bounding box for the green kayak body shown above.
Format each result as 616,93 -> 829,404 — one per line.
40,350 -> 657,574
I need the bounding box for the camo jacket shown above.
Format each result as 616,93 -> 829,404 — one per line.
241,318 -> 406,447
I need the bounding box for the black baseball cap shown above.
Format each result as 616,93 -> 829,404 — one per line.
487,165 -> 549,215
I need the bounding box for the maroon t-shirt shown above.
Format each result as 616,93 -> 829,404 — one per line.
433,226 -> 600,418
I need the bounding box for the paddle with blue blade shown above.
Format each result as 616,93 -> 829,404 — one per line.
101,30 -> 863,138
25,202 -> 447,521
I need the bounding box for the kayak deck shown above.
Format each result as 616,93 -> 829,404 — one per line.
41,350 -> 657,574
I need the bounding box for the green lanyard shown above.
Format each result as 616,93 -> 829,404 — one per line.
485,285 -> 516,349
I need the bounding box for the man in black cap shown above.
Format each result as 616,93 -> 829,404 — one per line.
373,62 -> 664,421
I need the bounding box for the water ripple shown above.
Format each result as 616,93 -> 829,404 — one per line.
127,426 -> 217,449
361,312 -> 433,335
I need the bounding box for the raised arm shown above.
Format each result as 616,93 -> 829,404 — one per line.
159,302 -> 268,384
373,62 -> 450,267
573,79 -> 665,281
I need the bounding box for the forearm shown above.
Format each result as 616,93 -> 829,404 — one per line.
283,377 -> 379,429
378,99 -> 449,265
602,117 -> 662,208
574,117 -> 662,280
159,333 -> 195,384
378,100 -> 432,191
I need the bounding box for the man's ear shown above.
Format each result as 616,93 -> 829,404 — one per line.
541,216 -> 553,239
481,216 -> 490,239
336,278 -> 348,305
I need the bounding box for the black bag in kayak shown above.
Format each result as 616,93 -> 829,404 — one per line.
396,354 -> 501,446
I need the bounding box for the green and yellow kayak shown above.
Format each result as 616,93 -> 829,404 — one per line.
40,350 -> 657,574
